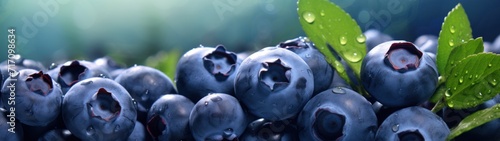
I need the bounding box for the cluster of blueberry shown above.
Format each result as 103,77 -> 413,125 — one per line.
1,31 -> 500,141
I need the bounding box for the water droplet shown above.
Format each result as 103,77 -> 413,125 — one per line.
488,90 -> 492,94
114,125 -> 120,133
356,34 -> 366,43
445,90 -> 452,97
86,126 -> 95,135
489,79 -> 498,86
475,75 -> 479,78
476,92 -> 483,99
305,54 -> 311,58
465,70 -> 468,74
488,63 -> 492,67
453,87 -> 457,91
223,128 -> 234,136
99,74 -> 106,78
459,77 -> 464,84
454,73 -> 458,77
450,25 -> 456,34
82,80 -> 93,85
303,11 -> 315,23
319,24 -> 324,29
204,101 -> 209,106
320,10 -> 325,16
211,96 -> 223,102
469,75 -> 473,79
448,101 -> 454,108
334,61 -> 345,73
49,63 -> 58,69
339,36 -> 347,46
344,50 -> 363,63
449,39 -> 454,46
332,87 -> 345,94
392,124 -> 399,132
450,61 -> 454,65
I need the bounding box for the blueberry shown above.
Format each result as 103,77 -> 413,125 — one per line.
414,35 -> 438,55
277,36 -> 334,94
128,121 -> 146,141
93,56 -> 125,74
0,111 -> 23,141
486,34 -> 500,53
234,47 -> 314,121
0,69 -> 63,127
297,87 -> 378,141
0,56 -> 47,72
62,78 -> 136,141
189,93 -> 246,141
175,45 -> 240,102
364,29 -> 393,52
147,94 -> 194,141
376,106 -> 450,141
37,129 -> 79,141
48,60 -> 111,94
361,41 -> 438,108
115,65 -> 177,125
240,118 -> 299,141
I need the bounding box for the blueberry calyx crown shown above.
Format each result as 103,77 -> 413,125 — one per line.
277,36 -> 312,49
313,109 -> 345,140
259,59 -> 291,91
146,114 -> 167,139
397,130 -> 424,141
87,88 -> 121,121
384,42 -> 423,72
25,71 -> 53,95
59,60 -> 88,87
203,45 -> 238,81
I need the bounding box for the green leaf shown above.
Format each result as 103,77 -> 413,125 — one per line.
444,53 -> 500,109
145,50 -> 180,80
437,3 -> 473,75
445,37 -> 484,75
447,103 -> 500,140
297,0 -> 366,87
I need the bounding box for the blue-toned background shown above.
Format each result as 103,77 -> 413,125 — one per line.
1,0 -> 499,65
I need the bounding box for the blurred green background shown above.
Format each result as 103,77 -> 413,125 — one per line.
1,0 -> 499,67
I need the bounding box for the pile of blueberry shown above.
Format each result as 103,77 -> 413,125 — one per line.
1,32 -> 500,141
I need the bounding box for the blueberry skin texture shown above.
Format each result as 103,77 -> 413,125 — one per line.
115,65 -> 177,125
128,121 -> 146,141
240,118 -> 299,141
361,41 -> 438,108
364,29 -> 393,52
189,93 -> 246,141
0,112 -> 23,141
276,37 -> 334,94
376,106 -> 450,141
47,60 -> 111,94
414,35 -> 438,55
175,45 -> 240,102
235,47 -> 314,121
147,94 -> 194,141
62,78 -> 137,141
0,69 -> 63,127
297,87 -> 378,141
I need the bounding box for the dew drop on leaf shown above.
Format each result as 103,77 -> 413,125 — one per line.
320,10 -> 325,16
340,36 -> 347,46
303,11 -> 316,24
459,77 -> 464,84
449,39 -> 455,46
356,34 -> 366,43
450,25 -> 456,34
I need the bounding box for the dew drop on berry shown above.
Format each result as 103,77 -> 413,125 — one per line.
86,126 -> 95,135
332,87 -> 345,94
391,124 -> 399,132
